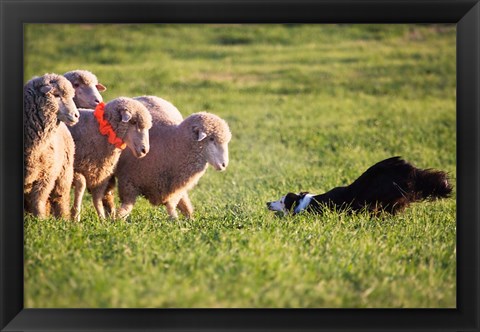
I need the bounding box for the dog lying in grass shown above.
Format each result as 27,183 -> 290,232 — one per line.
267,156 -> 452,216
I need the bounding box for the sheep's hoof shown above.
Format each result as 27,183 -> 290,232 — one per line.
71,210 -> 81,222
116,210 -> 130,220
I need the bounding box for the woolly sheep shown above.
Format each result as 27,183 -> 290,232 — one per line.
135,95 -> 184,125
114,98 -> 232,219
63,69 -> 106,109
68,97 -> 152,221
44,69 -> 107,216
101,95 -> 184,215
24,73 -> 79,218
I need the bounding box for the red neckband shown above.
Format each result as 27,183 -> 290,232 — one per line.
93,102 -> 127,150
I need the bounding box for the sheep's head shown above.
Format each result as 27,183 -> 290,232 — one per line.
30,73 -> 79,126
189,112 -> 231,171
64,70 -> 106,109
105,97 -> 152,158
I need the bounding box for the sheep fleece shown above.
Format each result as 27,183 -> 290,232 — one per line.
69,98 -> 152,194
115,111 -> 231,212
24,73 -> 76,218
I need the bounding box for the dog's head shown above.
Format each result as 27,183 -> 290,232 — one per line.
266,192 -> 311,215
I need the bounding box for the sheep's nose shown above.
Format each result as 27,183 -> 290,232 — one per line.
95,99 -> 100,103
74,112 -> 79,118
141,147 -> 147,154
221,162 -> 226,168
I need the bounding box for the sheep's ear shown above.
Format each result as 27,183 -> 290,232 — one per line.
121,110 -> 132,123
96,83 -> 107,92
193,127 -> 207,141
40,85 -> 53,95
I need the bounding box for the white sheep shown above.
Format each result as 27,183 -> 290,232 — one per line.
114,96 -> 232,219
101,95 -> 184,215
68,97 -> 152,221
63,69 -> 106,109
24,73 -> 79,219
135,95 -> 184,125
43,69 -> 107,217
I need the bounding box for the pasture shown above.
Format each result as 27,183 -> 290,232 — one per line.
24,24 -> 456,308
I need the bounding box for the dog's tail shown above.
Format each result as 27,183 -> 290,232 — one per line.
412,167 -> 453,201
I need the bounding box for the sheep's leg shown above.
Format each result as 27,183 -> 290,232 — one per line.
102,176 -> 116,218
165,201 -> 179,219
31,199 -> 48,218
116,180 -> 138,219
91,187 -> 107,220
24,191 -> 35,215
24,196 -> 32,214
24,192 -> 46,218
50,190 -> 70,219
45,199 -> 52,216
177,194 -> 193,219
50,168 -> 74,219
28,180 -> 54,219
117,203 -> 135,219
102,190 -> 116,218
71,173 -> 86,222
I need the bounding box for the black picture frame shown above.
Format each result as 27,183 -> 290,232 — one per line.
1,0 -> 479,331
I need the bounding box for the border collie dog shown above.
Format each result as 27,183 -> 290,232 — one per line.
267,156 -> 452,216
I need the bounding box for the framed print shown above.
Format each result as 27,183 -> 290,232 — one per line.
1,0 -> 479,331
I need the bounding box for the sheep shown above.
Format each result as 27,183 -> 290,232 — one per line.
101,95 -> 184,216
135,95 -> 184,125
24,73 -> 79,219
68,97 -> 152,221
63,70 -> 107,109
64,69 -> 108,219
114,100 -> 232,219
43,69 -> 107,216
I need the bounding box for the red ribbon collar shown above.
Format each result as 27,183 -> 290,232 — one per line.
93,102 -> 127,150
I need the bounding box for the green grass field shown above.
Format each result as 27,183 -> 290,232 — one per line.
24,24 -> 456,308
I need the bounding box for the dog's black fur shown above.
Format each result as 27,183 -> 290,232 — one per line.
270,156 -> 452,215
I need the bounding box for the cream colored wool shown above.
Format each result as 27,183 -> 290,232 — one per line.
24,73 -> 78,219
68,97 -> 152,221
101,95 -> 185,216
134,95 -> 183,125
64,70 -> 107,109
114,98 -> 232,219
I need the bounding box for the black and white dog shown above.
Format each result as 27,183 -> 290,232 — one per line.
267,156 -> 452,215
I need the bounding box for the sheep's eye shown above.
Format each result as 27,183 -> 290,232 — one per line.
209,137 -> 215,142
130,119 -> 137,125
53,93 -> 61,98
73,83 -> 80,88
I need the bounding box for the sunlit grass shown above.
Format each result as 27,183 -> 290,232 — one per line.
24,24 -> 456,308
